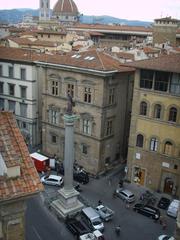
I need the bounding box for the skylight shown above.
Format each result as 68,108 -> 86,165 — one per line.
71,54 -> 81,59
84,56 -> 95,61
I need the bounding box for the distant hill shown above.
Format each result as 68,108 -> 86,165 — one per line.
79,15 -> 152,27
0,9 -> 39,24
0,8 -> 152,27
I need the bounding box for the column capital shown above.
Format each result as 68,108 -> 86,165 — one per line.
63,114 -> 79,123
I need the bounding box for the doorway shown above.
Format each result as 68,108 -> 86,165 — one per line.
164,177 -> 174,194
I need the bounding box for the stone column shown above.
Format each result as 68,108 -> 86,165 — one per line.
51,114 -> 83,219
63,114 -> 76,192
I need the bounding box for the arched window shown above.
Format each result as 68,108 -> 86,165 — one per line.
164,141 -> 173,155
136,134 -> 144,147
140,101 -> 147,116
150,138 -> 158,151
154,104 -> 161,119
168,107 -> 177,122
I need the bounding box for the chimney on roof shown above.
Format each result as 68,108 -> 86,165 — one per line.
0,153 -> 7,176
0,153 -> 20,178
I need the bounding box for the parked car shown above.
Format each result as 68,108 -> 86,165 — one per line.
74,170 -> 89,184
95,204 -> 114,221
79,230 -> 105,240
81,207 -> 104,232
158,235 -> 175,240
40,175 -> 63,187
167,199 -> 180,218
115,189 -> 135,203
57,162 -> 89,184
158,197 -> 171,210
133,203 -> 160,220
65,217 -> 91,237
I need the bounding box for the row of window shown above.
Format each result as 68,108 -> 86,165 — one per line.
136,134 -> 178,156
51,133 -> 88,155
0,99 -> 27,117
48,107 -> 114,137
140,70 -> 180,95
140,101 -> 179,123
0,65 -> 26,80
0,82 -> 27,98
50,81 -> 116,105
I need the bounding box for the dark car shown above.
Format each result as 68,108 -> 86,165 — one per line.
73,170 -> 89,184
133,203 -> 160,220
158,197 -> 171,210
65,218 -> 91,237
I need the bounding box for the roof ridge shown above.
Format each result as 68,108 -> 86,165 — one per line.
96,50 -> 106,70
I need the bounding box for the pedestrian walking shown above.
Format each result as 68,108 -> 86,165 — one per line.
125,200 -> 130,209
162,219 -> 167,230
98,200 -> 102,205
108,178 -> 112,186
115,225 -> 121,236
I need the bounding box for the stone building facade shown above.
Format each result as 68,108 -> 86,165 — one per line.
127,54 -> 180,197
37,49 -> 134,174
153,17 -> 179,46
0,47 -> 44,147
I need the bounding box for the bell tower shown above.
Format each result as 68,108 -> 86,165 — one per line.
39,0 -> 50,21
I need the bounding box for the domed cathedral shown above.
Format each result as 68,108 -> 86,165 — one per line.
52,0 -> 79,24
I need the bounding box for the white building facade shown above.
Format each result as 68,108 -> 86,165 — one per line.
0,53 -> 41,147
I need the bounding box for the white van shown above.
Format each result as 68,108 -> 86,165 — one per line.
82,207 -> 104,232
167,199 -> 180,218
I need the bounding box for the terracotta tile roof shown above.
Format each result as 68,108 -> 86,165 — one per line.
0,112 -> 43,202
0,47 -> 134,73
7,37 -> 58,47
8,37 -> 34,45
42,49 -> 135,72
0,46 -> 46,62
126,53 -> 180,73
112,51 -> 134,60
69,23 -> 152,33
143,47 -> 160,54
36,30 -> 67,35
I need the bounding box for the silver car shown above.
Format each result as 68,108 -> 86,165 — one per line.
41,174 -> 63,186
116,189 -> 135,203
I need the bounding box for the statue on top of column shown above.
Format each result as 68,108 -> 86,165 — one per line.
66,91 -> 75,115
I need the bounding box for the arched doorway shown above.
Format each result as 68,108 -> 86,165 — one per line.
164,177 -> 174,194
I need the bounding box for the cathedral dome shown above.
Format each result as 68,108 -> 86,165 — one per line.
53,0 -> 78,15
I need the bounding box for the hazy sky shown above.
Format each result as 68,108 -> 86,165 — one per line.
0,0 -> 180,22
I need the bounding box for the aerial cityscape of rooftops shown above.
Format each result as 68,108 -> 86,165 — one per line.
0,0 -> 179,240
